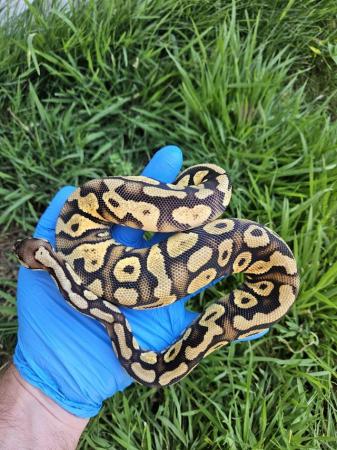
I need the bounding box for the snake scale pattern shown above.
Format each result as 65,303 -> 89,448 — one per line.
15,163 -> 300,387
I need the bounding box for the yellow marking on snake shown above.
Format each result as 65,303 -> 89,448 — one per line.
170,260 -> 189,293
193,170 -> 209,185
143,186 -> 187,199
147,246 -> 176,303
164,340 -> 183,363
158,362 -> 189,386
113,256 -> 141,283
66,241 -> 112,273
90,308 -> 114,322
166,232 -> 198,258
114,287 -> 139,306
123,181 -> 143,195
56,214 -> 105,237
233,251 -> 252,272
216,174 -> 231,193
70,190 -> 103,220
233,290 -> 258,309
243,225 -> 270,248
131,363 -> 156,383
132,337 -> 140,350
195,188 -> 214,200
187,268 -> 217,294
217,239 -> 233,266
187,246 -> 213,272
121,176 -> 160,185
102,190 -> 161,230
204,219 -> 235,235
140,351 -> 158,364
87,279 -> 104,296
113,323 -> 132,360
175,174 -> 190,187
172,205 -> 212,227
103,301 -> 120,313
84,290 -> 98,300
246,281 -> 274,296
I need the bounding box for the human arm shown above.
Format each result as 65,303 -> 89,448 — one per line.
0,364 -> 88,450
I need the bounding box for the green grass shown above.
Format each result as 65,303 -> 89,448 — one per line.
1,1 -> 337,448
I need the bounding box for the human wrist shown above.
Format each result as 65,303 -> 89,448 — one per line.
0,364 -> 88,450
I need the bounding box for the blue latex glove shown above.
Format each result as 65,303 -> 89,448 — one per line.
14,146 -> 268,418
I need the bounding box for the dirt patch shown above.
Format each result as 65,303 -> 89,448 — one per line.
0,228 -> 23,289
0,229 -> 22,366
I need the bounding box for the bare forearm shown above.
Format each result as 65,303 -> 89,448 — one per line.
0,364 -> 88,450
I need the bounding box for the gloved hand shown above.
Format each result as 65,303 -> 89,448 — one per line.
14,146 -> 268,418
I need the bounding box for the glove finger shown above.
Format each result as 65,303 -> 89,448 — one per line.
111,145 -> 183,248
145,231 -> 173,247
179,308 -> 198,331
121,302 -> 198,351
34,186 -> 76,246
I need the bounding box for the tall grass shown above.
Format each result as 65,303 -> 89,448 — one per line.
1,1 -> 336,448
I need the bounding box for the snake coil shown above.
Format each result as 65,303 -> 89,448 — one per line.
15,163 -> 299,387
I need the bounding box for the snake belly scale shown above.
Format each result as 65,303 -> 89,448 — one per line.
14,163 -> 300,387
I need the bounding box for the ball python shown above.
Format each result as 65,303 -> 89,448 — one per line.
14,163 -> 300,387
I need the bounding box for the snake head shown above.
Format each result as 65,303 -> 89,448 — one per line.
14,238 -> 53,270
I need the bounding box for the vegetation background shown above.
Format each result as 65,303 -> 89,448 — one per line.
0,0 -> 336,448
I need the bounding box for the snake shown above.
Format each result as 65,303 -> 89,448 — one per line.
14,163 -> 300,387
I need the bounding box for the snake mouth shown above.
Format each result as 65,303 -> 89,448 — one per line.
13,238 -> 27,258
13,238 -> 53,269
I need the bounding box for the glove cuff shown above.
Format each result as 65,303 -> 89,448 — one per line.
13,345 -> 101,418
